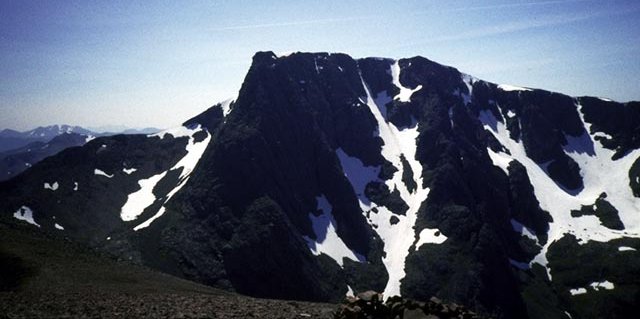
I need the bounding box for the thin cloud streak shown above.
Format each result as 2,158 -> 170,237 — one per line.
440,0 -> 593,13
210,15 -> 375,31
210,0 -> 592,32
397,4 -> 640,47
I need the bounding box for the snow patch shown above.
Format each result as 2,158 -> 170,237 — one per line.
570,280 -> 615,295
618,246 -> 636,251
487,148 -> 513,174
54,223 -> 64,230
336,149 -> 380,201
122,167 -> 137,175
415,228 -> 447,250
593,131 -> 613,140
511,219 -> 539,242
219,98 -> 235,117
133,207 -> 165,231
133,126 -> 212,230
346,285 -> 354,297
13,206 -> 40,227
498,84 -> 532,92
590,280 -> 615,290
94,169 -> 113,178
150,125 -> 194,139
389,60 -> 422,102
303,195 -> 365,267
120,171 -> 167,221
73,182 -> 78,191
569,288 -> 587,295
459,73 -> 476,105
44,182 -> 59,191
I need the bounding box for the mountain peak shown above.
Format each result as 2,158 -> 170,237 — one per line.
2,51 -> 640,319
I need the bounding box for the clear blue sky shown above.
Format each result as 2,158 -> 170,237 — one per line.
1,0 -> 639,130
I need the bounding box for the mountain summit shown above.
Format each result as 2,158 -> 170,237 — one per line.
2,51 -> 639,319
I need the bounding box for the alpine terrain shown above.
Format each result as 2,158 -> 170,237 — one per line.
1,52 -> 639,319
0,126 -> 162,182
0,125 -> 96,152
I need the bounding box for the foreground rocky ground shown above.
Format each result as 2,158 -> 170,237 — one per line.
1,291 -> 334,318
0,220 -> 334,318
335,291 -> 486,319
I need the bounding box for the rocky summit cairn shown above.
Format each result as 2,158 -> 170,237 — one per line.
335,291 -> 486,319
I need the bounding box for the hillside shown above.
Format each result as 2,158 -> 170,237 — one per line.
0,219 -> 335,318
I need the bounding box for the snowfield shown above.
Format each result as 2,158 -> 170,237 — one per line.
130,125 -> 212,230
303,195 -> 365,267
479,101 -> 640,279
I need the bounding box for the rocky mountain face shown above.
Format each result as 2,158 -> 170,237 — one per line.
1,52 -> 639,319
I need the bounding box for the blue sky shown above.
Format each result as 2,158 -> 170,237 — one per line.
1,0 -> 639,130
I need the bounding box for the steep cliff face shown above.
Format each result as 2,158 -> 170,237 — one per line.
2,51 -> 639,319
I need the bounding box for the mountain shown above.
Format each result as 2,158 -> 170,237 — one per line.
0,125 -> 96,152
0,126 -> 163,181
1,51 -> 639,319
86,125 -> 162,134
0,133 -> 91,182
119,127 -> 162,135
0,125 -> 161,153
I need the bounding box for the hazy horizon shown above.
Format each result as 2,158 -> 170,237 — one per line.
2,0 -> 639,130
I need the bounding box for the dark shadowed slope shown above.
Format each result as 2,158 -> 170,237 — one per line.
0,219 -> 334,318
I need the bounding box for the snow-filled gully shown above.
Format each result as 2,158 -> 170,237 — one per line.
119,125 -> 212,231
327,60 -> 446,298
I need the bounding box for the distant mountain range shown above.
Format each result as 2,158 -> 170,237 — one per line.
1,52 -> 639,319
0,125 -> 161,152
0,125 -> 161,181
86,125 -> 162,134
0,125 -> 94,152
